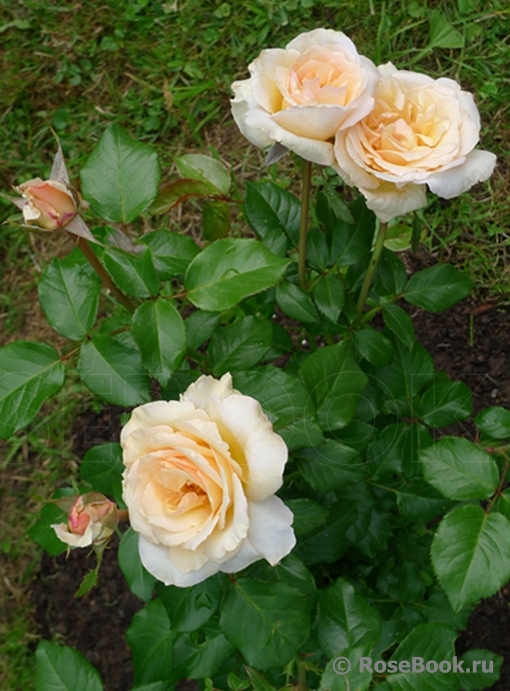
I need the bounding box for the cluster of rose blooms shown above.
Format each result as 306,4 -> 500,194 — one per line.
231,28 -> 496,222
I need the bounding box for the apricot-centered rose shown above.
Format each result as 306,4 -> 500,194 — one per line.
121,374 -> 295,587
334,63 -> 496,222
231,28 -> 378,166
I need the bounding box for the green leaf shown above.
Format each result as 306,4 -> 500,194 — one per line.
28,500 -> 69,556
474,406 -> 510,439
382,304 -> 415,350
404,264 -> 472,313
186,310 -> 220,350
366,423 -> 406,480
396,480 -> 454,523
244,668 -> 278,691
353,328 -> 393,367
208,316 -> 273,377
233,365 -> 322,451
202,199 -> 230,241
149,178 -> 212,214
377,248 -> 408,295
374,339 -> 434,403
156,574 -> 223,632
220,578 -> 311,670
35,640 -> 103,691
284,498 -> 328,537
386,623 -> 458,690
336,196 -> 376,267
320,644 -> 373,691
428,9 -> 464,49
495,488 -> 510,520
173,629 -> 235,679
457,649 -> 503,690
140,230 -> 199,279
313,274 -> 345,323
78,335 -> 151,407
176,153 -> 230,194
185,239 -> 289,311
80,443 -> 124,506
420,437 -> 499,500
244,181 -> 300,255
0,340 -> 66,439
316,578 -> 382,658
75,569 -> 99,597
38,257 -> 101,340
247,553 -> 317,601
276,282 -> 320,323
127,600 -> 174,686
295,440 -> 366,491
132,300 -> 186,387
118,528 -> 156,602
418,373 -> 472,427
432,505 -> 510,611
300,341 -> 368,432
103,246 -> 159,298
295,500 -> 357,566
81,123 -> 160,223
377,561 -> 426,603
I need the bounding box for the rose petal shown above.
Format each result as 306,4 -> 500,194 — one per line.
219,496 -> 296,572
361,182 -> 428,223
426,149 -> 497,199
139,536 -> 221,587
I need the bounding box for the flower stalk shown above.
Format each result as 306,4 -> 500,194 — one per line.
355,220 -> 388,325
298,160 -> 313,290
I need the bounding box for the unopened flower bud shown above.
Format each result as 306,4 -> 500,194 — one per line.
52,493 -> 119,548
17,178 -> 78,231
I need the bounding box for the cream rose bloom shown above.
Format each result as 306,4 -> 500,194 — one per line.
121,374 -> 295,587
231,28 -> 379,166
334,63 -> 497,222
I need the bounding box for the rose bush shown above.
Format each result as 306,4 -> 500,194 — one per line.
16,178 -> 78,230
334,62 -> 497,221
121,373 -> 295,587
231,28 -> 378,165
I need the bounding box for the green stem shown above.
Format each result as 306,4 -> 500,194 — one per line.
298,160 -> 313,291
354,221 -> 388,326
73,235 -> 135,314
297,660 -> 308,691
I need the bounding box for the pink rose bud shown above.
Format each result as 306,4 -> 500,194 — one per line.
17,178 -> 78,231
52,493 -> 119,548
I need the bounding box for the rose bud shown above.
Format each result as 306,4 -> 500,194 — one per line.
16,178 -> 78,231
52,492 -> 119,548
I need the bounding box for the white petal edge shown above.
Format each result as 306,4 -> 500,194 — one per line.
219,496 -> 296,573
426,149 -> 497,199
139,535 -> 222,587
361,182 -> 428,223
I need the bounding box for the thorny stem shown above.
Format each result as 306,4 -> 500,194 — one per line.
354,220 -> 388,327
298,160 -> 313,291
73,235 -> 136,314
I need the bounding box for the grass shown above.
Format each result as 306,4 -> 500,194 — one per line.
0,0 -> 509,688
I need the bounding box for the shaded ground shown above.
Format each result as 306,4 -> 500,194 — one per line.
29,293 -> 510,691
